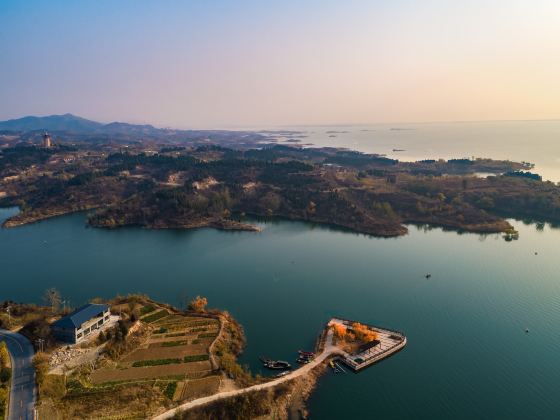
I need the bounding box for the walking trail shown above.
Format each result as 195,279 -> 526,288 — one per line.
152,329 -> 340,420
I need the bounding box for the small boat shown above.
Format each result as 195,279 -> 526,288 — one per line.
297,357 -> 311,364
425,273 -> 432,279
298,350 -> 314,357
263,359 -> 291,370
275,371 -> 290,378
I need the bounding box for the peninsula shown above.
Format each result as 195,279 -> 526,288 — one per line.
0,295 -> 402,419
1,114 -> 559,238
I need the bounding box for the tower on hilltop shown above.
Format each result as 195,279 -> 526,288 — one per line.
42,132 -> 52,148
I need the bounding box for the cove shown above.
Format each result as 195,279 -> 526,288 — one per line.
1,207 -> 560,419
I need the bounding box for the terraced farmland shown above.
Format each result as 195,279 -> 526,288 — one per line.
90,306 -> 221,390
34,297 -> 247,420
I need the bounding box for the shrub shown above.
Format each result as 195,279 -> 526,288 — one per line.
0,387 -> 7,416
0,367 -> 10,383
0,342 -> 9,368
33,353 -> 50,386
39,374 -> 66,400
164,381 -> 177,400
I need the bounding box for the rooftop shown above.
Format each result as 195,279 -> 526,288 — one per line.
52,303 -> 109,329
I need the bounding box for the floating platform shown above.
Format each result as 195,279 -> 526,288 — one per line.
327,318 -> 407,372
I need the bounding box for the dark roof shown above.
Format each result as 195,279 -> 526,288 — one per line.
52,303 -> 109,329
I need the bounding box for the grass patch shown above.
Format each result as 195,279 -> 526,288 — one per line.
180,376 -> 220,401
183,355 -> 209,363
161,341 -> 187,347
142,309 -> 168,323
163,381 -> 177,400
132,358 -> 181,368
140,304 -> 156,316
38,374 -> 66,401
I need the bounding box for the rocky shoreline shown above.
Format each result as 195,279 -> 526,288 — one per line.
2,207 -> 262,233
2,205 -> 515,238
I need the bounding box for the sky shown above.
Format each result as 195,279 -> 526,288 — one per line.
1,0 -> 559,128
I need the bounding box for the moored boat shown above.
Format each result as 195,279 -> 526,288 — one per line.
265,360 -> 291,370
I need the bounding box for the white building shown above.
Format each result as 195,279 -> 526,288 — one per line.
51,303 -> 110,344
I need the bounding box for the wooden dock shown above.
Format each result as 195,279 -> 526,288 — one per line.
327,318 -> 406,372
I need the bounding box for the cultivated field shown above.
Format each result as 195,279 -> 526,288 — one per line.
34,297 -> 243,419
90,305 -> 220,387
177,376 -> 221,402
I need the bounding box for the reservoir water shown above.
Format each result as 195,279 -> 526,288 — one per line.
259,120 -> 560,182
1,207 -> 560,419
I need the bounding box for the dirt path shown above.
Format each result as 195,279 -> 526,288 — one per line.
152,329 -> 340,420
207,315 -> 225,371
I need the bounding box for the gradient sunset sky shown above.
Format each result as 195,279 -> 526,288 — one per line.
1,0 -> 559,127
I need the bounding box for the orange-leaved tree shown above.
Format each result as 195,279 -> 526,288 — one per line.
352,322 -> 377,342
188,296 -> 208,313
332,323 -> 347,340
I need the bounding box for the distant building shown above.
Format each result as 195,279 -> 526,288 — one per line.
42,132 -> 52,148
51,303 -> 110,344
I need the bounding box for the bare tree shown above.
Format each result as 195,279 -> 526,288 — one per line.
44,288 -> 62,313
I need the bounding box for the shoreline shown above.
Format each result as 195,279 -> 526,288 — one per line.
153,318 -> 407,419
2,206 -> 515,238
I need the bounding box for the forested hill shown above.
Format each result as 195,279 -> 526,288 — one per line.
1,143 -> 558,238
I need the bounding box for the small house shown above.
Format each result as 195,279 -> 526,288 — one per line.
51,303 -> 110,344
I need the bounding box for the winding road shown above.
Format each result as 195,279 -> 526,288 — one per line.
152,329 -> 341,420
0,330 -> 36,420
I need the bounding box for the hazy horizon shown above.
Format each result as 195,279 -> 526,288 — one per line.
2,0 -> 559,128
4,111 -> 560,131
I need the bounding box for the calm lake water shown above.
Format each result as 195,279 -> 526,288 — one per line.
1,207 -> 560,419
260,120 -> 560,182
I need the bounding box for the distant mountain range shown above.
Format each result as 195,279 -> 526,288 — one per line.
0,113 -> 163,135
0,113 -> 269,147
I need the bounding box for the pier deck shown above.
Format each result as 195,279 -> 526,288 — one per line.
327,318 -> 406,371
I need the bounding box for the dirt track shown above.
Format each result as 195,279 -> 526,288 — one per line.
152,329 -> 341,420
